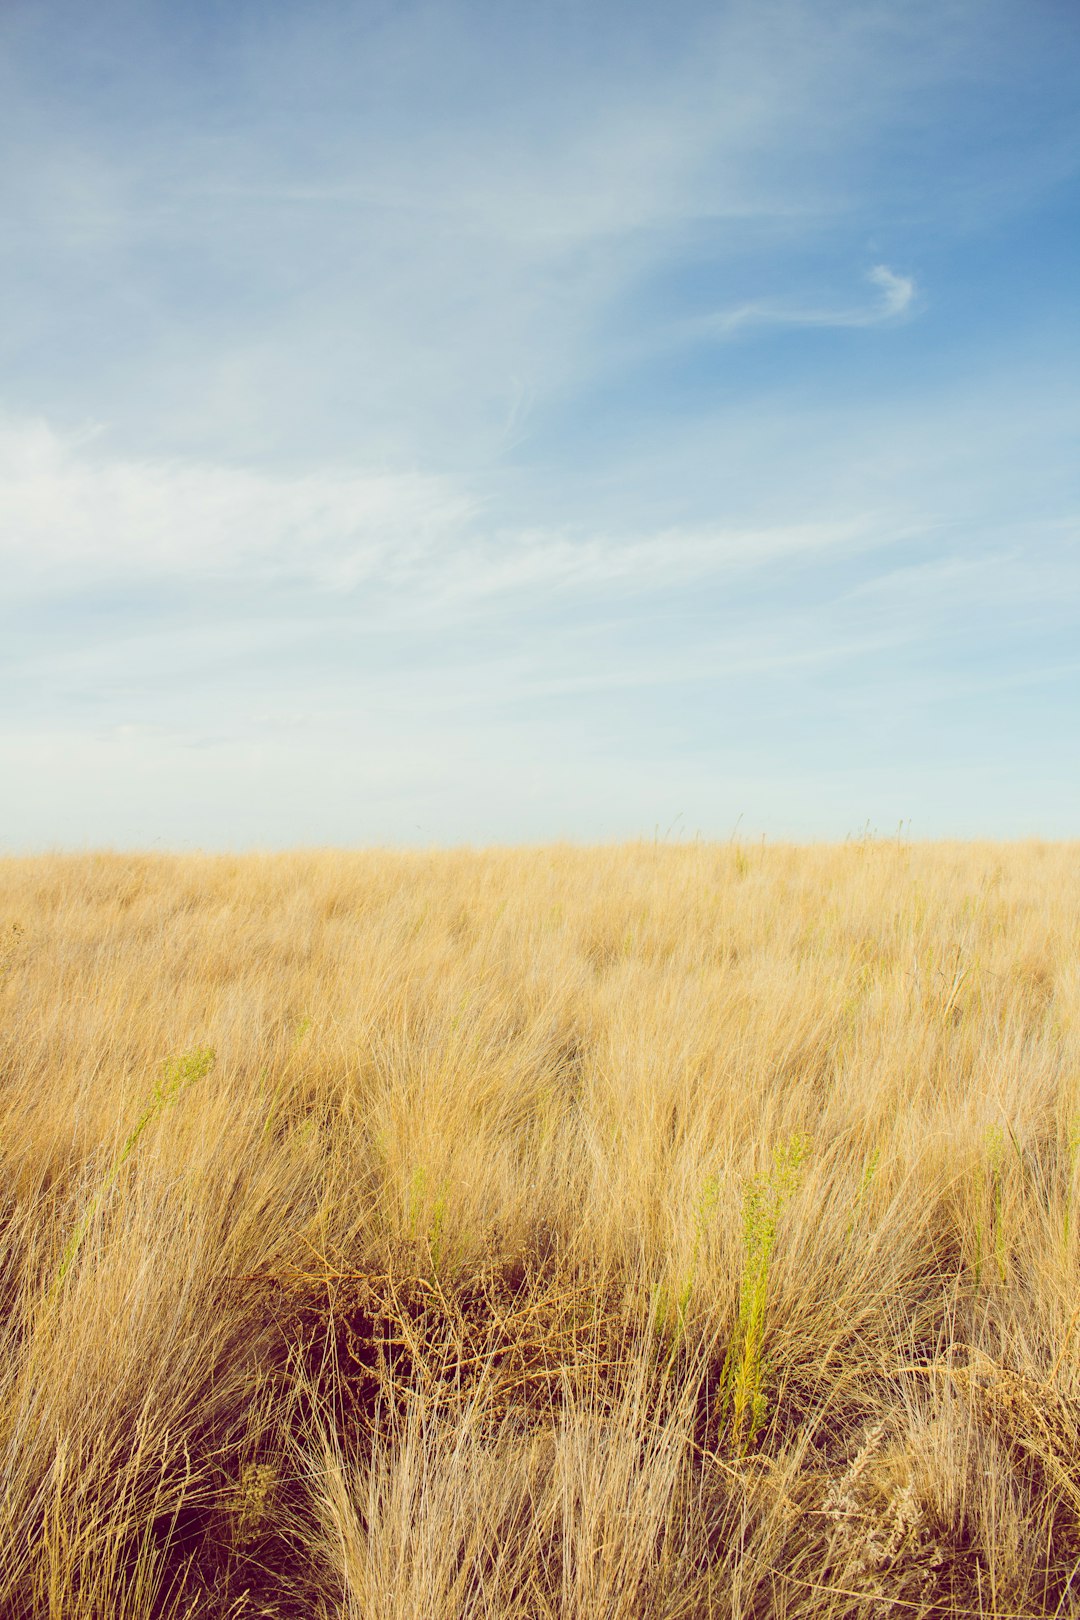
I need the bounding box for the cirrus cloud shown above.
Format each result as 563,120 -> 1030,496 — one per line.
709,263 -> 918,337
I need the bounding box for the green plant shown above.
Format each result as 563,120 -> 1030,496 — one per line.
51,1047 -> 215,1297
987,1124 -> 1007,1285
846,1144 -> 880,1243
719,1132 -> 810,1454
653,1174 -> 720,1361
406,1164 -> 450,1270
260,1015 -> 313,1141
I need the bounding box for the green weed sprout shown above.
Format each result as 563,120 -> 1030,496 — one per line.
51,1047 -> 215,1298
653,1174 -> 720,1362
846,1145 -> 880,1244
407,1164 -> 451,1270
720,1132 -> 810,1454
260,1015 -> 313,1142
987,1124 -> 1007,1285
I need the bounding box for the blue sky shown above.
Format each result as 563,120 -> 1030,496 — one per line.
1,0 -> 1077,847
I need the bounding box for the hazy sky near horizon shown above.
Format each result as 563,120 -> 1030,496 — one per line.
2,0 -> 1078,848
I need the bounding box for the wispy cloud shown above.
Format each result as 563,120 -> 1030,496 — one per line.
0,419 -> 475,593
709,264 -> 918,338
866,265 -> 916,317
0,418 -> 895,608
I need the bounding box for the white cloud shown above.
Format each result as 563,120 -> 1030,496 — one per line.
867,264 -> 915,317
0,418 -> 893,608
710,264 -> 918,337
0,418 -> 476,592
441,518 -> 887,605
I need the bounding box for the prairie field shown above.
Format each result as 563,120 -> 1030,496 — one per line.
1,841 -> 1079,1619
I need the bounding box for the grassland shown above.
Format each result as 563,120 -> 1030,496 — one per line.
1,841 -> 1078,1618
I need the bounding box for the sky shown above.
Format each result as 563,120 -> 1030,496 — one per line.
1,0 -> 1078,848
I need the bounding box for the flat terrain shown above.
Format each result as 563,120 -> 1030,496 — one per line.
1,843 -> 1078,1618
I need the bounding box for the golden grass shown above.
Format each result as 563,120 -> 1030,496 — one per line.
0,840 -> 1078,1618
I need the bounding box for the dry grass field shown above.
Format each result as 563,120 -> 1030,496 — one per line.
1,841 -> 1078,1618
